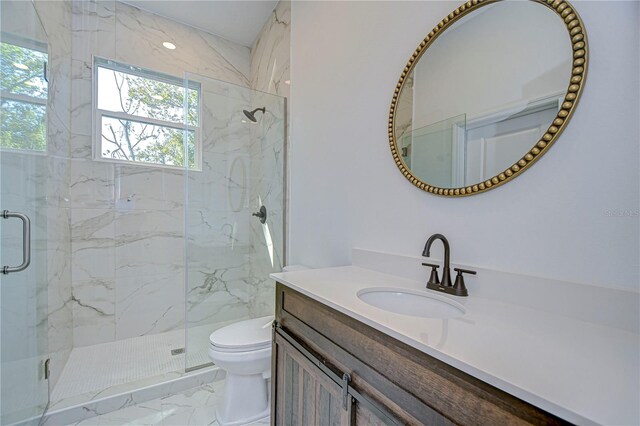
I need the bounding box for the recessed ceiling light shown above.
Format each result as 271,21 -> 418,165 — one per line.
162,42 -> 176,50
284,80 -> 290,85
13,62 -> 29,70
241,119 -> 247,123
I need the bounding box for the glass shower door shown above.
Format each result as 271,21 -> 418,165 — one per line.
0,1 -> 50,424
183,73 -> 285,370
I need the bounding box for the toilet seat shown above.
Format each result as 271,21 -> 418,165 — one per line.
209,315 -> 274,353
209,341 -> 270,353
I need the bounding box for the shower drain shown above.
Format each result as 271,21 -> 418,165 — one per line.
171,348 -> 185,355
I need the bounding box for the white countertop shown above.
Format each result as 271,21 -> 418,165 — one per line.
271,266 -> 640,425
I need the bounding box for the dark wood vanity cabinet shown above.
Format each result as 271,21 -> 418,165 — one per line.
271,283 -> 570,426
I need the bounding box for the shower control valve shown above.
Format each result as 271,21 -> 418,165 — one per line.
252,205 -> 267,224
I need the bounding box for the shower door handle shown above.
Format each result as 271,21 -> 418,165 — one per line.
1,210 -> 31,274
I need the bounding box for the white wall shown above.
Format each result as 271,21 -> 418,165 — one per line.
289,1 -> 640,291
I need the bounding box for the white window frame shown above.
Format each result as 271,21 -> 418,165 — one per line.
92,57 -> 202,170
0,33 -> 48,155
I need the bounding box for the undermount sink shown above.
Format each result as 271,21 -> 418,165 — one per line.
357,287 -> 465,319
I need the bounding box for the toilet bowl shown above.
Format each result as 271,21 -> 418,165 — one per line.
208,315 -> 274,426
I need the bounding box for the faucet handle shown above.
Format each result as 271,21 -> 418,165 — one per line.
452,268 -> 475,297
454,267 -> 476,275
421,262 -> 440,287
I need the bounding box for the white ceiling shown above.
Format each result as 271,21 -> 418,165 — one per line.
121,0 -> 278,47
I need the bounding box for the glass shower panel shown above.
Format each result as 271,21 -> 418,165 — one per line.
184,73 -> 285,370
0,1 -> 50,424
246,90 -> 286,317
409,114 -> 466,188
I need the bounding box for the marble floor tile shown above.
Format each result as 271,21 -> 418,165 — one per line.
63,381 -> 270,426
68,399 -> 165,426
159,383 -> 222,426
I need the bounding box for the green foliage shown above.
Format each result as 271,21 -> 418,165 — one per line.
0,42 -> 198,165
0,42 -> 48,151
0,42 -> 47,98
136,129 -> 195,167
1,100 -> 46,151
101,69 -> 198,168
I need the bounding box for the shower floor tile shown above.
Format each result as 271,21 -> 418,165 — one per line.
64,381 -> 270,426
51,323 -> 229,407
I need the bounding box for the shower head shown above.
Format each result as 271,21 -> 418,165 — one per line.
243,107 -> 266,123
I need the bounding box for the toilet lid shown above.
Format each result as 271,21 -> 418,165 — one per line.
209,315 -> 274,351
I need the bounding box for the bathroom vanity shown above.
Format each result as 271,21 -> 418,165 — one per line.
269,257 -> 639,426
272,283 -> 564,425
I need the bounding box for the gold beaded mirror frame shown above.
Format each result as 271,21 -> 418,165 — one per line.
388,0 -> 588,197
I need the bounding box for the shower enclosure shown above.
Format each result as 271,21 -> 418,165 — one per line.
184,73 -> 286,370
1,2 -> 53,424
0,1 -> 286,424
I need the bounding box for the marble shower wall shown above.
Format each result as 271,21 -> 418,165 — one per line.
2,1 -> 288,404
246,93 -> 286,317
247,1 -> 291,317
36,0 -> 74,391
250,1 -> 291,99
68,0 -> 253,347
185,80 -> 254,331
184,1 -> 289,362
32,0 -> 290,353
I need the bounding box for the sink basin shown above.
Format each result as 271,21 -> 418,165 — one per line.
357,287 -> 465,319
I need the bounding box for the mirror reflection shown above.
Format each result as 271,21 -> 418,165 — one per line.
394,1 -> 573,189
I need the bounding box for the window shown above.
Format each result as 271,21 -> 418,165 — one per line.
94,58 -> 200,169
0,35 -> 48,152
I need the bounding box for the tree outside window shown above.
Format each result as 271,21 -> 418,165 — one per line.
0,40 -> 48,152
95,58 -> 200,169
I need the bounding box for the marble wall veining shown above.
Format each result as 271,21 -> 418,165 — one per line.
185,81 -> 253,335
35,0 -> 74,391
245,91 -> 286,318
250,1 -> 291,99
68,0 -> 254,347
248,1 -> 290,317
67,0 -> 290,352
3,1 -> 289,402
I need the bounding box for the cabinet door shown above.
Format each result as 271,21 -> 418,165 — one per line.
273,330 -> 397,426
274,332 -> 351,425
353,404 -> 390,426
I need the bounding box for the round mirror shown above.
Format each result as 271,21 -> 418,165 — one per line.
389,0 -> 588,196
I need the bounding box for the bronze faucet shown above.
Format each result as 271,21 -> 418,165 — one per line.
422,233 -> 475,297
422,234 -> 452,287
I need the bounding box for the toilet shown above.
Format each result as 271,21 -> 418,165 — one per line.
208,315 -> 274,425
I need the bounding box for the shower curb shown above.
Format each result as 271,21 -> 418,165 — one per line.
41,366 -> 224,425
